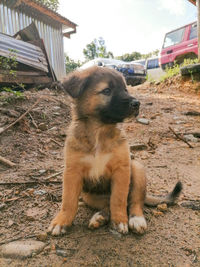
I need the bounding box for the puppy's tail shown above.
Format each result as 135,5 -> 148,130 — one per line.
144,181 -> 183,207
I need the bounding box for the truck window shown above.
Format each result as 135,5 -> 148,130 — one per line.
163,27 -> 185,48
189,24 -> 197,40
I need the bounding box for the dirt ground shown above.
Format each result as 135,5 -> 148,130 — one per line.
0,75 -> 200,267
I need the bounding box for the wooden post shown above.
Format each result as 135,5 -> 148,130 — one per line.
198,0 -> 200,62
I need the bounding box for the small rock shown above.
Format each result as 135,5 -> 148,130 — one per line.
38,169 -> 47,174
49,127 -> 57,131
152,210 -> 164,217
157,203 -> 168,212
38,123 -> 48,131
33,190 -> 47,196
175,121 -> 186,125
0,240 -> 46,259
130,143 -> 148,151
136,118 -> 150,125
8,220 -> 14,227
184,134 -> 199,143
56,249 -> 68,257
53,106 -> 61,110
36,233 -> 48,242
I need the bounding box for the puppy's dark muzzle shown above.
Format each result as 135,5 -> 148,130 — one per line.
129,99 -> 140,109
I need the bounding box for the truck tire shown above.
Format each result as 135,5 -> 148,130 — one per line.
180,63 -> 200,76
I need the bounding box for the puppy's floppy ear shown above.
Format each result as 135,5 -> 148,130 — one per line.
62,71 -> 90,98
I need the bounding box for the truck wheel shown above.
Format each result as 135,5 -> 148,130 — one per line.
180,63 -> 200,76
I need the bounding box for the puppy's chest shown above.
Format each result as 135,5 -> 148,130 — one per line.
81,149 -> 112,180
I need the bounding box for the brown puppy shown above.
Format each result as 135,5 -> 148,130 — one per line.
48,66 -> 182,236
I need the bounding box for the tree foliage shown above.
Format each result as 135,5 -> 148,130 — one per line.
83,38 -> 113,61
65,54 -> 81,73
116,52 -> 142,62
117,49 -> 160,62
142,49 -> 160,59
36,0 -> 59,11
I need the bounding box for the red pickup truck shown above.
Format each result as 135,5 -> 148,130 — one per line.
160,21 -> 197,70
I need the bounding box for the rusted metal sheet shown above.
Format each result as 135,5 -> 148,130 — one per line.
0,32 -> 48,72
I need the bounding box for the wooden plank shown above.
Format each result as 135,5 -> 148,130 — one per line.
0,74 -> 52,84
0,70 -> 46,76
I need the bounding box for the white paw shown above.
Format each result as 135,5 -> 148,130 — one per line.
129,216 -> 147,234
89,212 -> 107,229
47,224 -> 67,236
112,222 -> 129,234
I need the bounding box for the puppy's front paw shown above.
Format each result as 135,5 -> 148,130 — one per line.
111,221 -> 129,234
47,211 -> 70,236
129,215 -> 147,234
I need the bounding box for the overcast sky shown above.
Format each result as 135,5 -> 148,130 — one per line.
58,0 -> 196,61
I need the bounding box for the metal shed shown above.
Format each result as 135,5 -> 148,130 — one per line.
0,0 -> 77,80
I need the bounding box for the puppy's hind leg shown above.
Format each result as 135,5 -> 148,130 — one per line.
82,193 -> 110,229
128,160 -> 147,234
89,209 -> 110,229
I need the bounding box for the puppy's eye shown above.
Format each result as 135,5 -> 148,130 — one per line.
101,88 -> 111,96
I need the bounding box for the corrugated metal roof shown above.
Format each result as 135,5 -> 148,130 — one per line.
0,32 -> 48,72
1,0 -> 77,37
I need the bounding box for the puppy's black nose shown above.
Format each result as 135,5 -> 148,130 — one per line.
130,99 -> 140,109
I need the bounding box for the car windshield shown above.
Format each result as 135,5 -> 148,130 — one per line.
163,27 -> 185,48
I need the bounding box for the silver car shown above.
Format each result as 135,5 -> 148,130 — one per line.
80,58 -> 146,86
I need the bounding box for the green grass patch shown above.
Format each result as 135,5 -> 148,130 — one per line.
160,58 -> 198,82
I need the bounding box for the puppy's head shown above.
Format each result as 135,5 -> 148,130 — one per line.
62,66 -> 140,123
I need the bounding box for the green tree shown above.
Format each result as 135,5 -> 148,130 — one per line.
65,54 -> 81,74
116,52 -> 142,62
83,38 -> 113,61
142,49 -> 160,59
36,0 -> 59,11
117,49 -> 160,62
